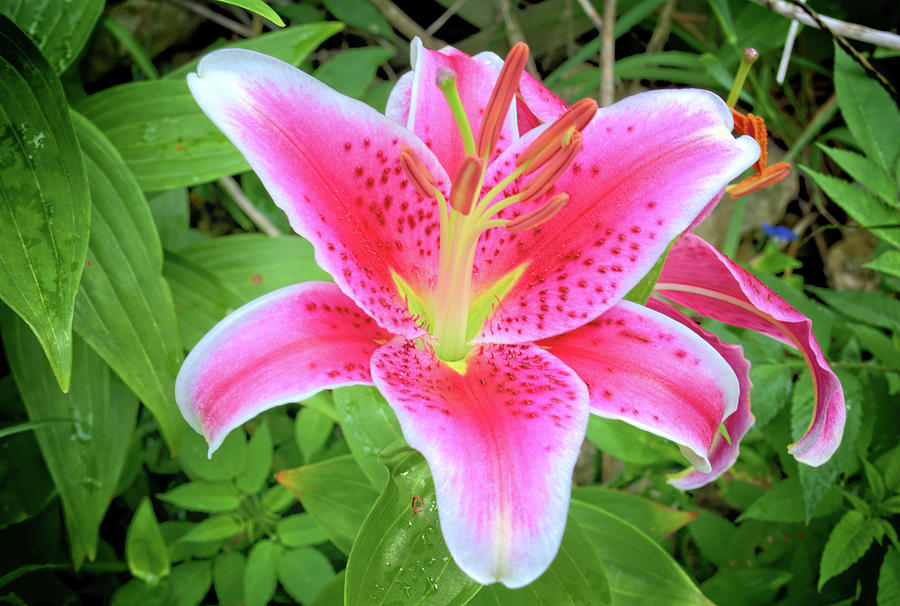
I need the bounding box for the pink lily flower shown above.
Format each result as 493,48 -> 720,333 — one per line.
176,40 -> 765,587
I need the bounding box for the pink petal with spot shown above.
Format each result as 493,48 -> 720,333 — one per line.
516,69 -> 568,132
371,340 -> 589,588
176,282 -> 393,453
188,49 -> 446,339
473,88 -> 760,344
655,233 -> 845,465
406,39 -> 519,174
646,298 -> 754,489
539,300 -> 740,473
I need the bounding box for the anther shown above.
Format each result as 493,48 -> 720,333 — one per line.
400,145 -> 436,197
476,43 -> 529,159
506,193 -> 569,232
516,98 -> 598,170
449,155 -> 484,215
518,131 -> 582,204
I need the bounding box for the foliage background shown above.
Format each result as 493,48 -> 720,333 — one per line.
0,0 -> 898,604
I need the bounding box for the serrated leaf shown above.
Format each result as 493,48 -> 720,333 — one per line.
237,422 -> 273,494
0,15 -> 92,390
571,486 -> 696,543
866,251 -> 900,278
158,481 -> 241,513
1,310 -> 137,565
807,286 -> 900,332
277,547 -> 335,604
863,458 -> 887,502
333,385 -> 403,488
747,364 -> 793,427
312,47 -> 395,100
819,510 -> 880,590
126,498 -> 171,584
345,445 -> 483,606
834,44 -> 900,173
700,568 -> 792,606
0,0 -> 104,73
180,514 -> 246,543
739,477 -> 841,523
295,406 -> 334,463
72,110 -> 186,452
244,539 -> 282,606
820,145 -> 898,206
215,0 -> 285,26
879,546 -> 900,605
214,551 -> 245,606
277,454 -> 380,554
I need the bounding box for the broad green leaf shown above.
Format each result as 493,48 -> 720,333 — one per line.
215,0 -> 285,26
0,0 -> 103,73
244,539 -> 282,606
111,560 -> 212,606
333,385 -> 403,488
688,510 -> 738,568
1,310 -> 137,565
278,547 -> 335,604
157,481 -> 241,513
147,188 -> 190,251
803,166 -> 900,249
295,406 -> 335,463
819,510 -> 881,590
820,145 -> 898,206
310,570 -> 345,606
76,79 -> 247,191
700,568 -> 792,606
571,486 -> 696,543
834,44 -> 900,173
738,477 -> 841,523
345,445 -> 482,606
747,364 -> 792,427
277,513 -> 329,547
585,416 -> 682,465
178,427 -> 248,481
277,454 -> 380,554
0,15 -> 91,390
566,500 -> 707,606
164,22 -> 344,81
214,551 -> 246,606
313,47 -> 395,100
807,286 -> 900,332
879,546 -> 900,606
237,422 -> 273,494
180,514 -> 247,543
0,425 -> 57,530
72,111 -> 185,452
866,251 -> 900,279
126,498 -> 171,584
322,0 -> 395,38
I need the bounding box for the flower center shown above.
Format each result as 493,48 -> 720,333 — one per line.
401,45 -> 597,362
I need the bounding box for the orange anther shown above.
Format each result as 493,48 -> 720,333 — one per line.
729,162 -> 790,198
400,145 -> 436,197
516,98 -> 597,170
506,193 -> 569,232
476,43 -> 530,158
730,108 -> 790,197
518,131 -> 582,204
449,154 -> 484,215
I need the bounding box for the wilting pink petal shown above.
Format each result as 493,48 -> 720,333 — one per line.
646,298 -> 754,488
188,49 -> 446,339
175,282 -> 393,453
655,233 -> 845,465
371,340 -> 589,588
472,88 -> 760,345
539,300 -> 739,473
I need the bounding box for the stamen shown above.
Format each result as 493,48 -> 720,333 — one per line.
476,42 -> 529,159
726,48 -> 759,109
449,155 -> 485,215
524,125 -> 577,176
436,67 -> 477,156
506,193 -> 569,232
518,131 -> 582,204
400,145 -> 436,197
728,162 -> 790,198
516,98 -> 597,170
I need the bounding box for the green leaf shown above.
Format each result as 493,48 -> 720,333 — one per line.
312,47 -> 395,100
295,406 -> 335,463
126,498 -> 171,584
244,539 -> 282,606
178,427 -> 248,482
276,513 -> 328,548
739,477 -> 841,523
322,0 -> 395,38
101,15 -> 158,80
879,546 -> 900,606
568,499 -> 708,606
807,286 -> 900,332
164,22 -> 344,81
585,416 -> 682,465
803,167 -> 900,249
277,454 -> 380,554
747,364 -> 792,427
214,551 -> 245,606
309,569 -> 345,606
345,445 -> 482,606
237,422 -> 273,494
0,0 -> 103,73
0,15 -> 92,390
278,547 -> 335,604
688,510 -> 738,568
700,568 -> 792,606
72,110 -> 186,452
863,458 -> 888,502
820,145 -> 898,206
214,0 -> 285,26
866,251 -> 900,279
167,560 -> 213,606
147,188 -> 190,251
333,385 -> 403,488
819,510 -> 881,590
834,44 -> 900,172
1,310 -> 137,565
180,514 -> 247,543
571,486 -> 696,543
157,481 -> 241,513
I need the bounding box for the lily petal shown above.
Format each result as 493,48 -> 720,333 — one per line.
539,299 -> 739,473
646,298 -> 754,488
175,282 -> 393,453
655,233 -> 845,465
516,69 -> 568,131
474,88 -> 760,344
188,49 -> 447,339
371,340 -> 589,588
